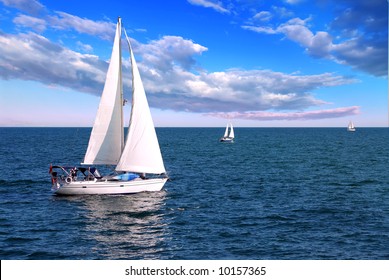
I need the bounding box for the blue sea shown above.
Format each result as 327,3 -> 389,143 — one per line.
1,127 -> 389,260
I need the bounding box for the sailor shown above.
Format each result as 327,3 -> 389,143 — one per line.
70,168 -> 77,180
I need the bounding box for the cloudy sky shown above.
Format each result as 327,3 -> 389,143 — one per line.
0,0 -> 387,127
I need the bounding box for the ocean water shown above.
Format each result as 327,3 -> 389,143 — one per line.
0,127 -> 389,260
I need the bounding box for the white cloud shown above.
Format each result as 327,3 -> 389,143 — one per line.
0,31 -> 357,118
13,14 -> 46,32
242,25 -> 278,34
242,1 -> 387,77
0,32 -> 106,93
48,12 -> 116,40
0,0 -> 378,124
243,17 -> 336,60
253,11 -> 272,22
133,37 -> 356,113
0,0 -> 45,14
278,17 -> 314,46
135,35 -> 208,71
76,41 -> 93,53
307,31 -> 333,58
2,1 -> 116,40
187,0 -> 230,14
276,17 -> 335,59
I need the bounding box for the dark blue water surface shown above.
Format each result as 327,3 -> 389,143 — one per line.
0,127 -> 389,259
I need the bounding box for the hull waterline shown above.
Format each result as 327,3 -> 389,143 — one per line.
219,137 -> 234,143
52,178 -> 167,195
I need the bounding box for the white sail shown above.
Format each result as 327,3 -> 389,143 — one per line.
229,123 -> 234,138
83,19 -> 124,165
115,31 -> 166,174
223,124 -> 229,137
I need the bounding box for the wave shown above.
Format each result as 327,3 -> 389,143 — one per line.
0,179 -> 48,187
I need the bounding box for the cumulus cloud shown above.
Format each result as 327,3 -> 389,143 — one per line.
244,20 -> 332,76
143,67 -> 355,113
187,0 -> 230,14
242,1 -> 387,77
332,37 -> 387,76
129,36 -> 356,113
8,12 -> 117,45
0,32 -> 107,93
0,31 -> 356,118
0,1 -> 361,121
277,17 -> 335,59
3,1 -> 116,39
134,35 -> 208,72
13,14 -> 46,32
48,12 -> 116,40
243,17 -> 335,59
329,0 -> 387,76
330,0 -> 386,35
0,0 -> 45,15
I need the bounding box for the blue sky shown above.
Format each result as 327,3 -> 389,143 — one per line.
0,0 -> 387,127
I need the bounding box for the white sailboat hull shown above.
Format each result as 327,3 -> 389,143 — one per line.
52,178 -> 167,195
219,137 -> 234,143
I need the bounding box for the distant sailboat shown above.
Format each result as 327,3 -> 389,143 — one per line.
49,18 -> 168,195
347,121 -> 356,132
219,123 -> 234,143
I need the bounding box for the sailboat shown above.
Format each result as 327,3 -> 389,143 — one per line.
219,123 -> 234,143
49,18 -> 168,195
347,121 -> 356,132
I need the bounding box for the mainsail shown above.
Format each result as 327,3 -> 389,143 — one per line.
223,125 -> 229,138
115,30 -> 166,174
83,19 -> 124,165
229,124 -> 234,138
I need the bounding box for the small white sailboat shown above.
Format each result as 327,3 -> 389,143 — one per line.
49,18 -> 168,195
219,123 -> 234,143
347,121 -> 356,132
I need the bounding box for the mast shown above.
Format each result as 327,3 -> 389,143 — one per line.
118,17 -> 124,151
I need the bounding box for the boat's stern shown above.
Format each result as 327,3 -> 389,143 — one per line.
49,165 -> 75,193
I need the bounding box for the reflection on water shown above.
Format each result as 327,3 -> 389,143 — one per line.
56,191 -> 169,259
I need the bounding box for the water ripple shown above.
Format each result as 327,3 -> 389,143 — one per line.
1,128 -> 389,259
